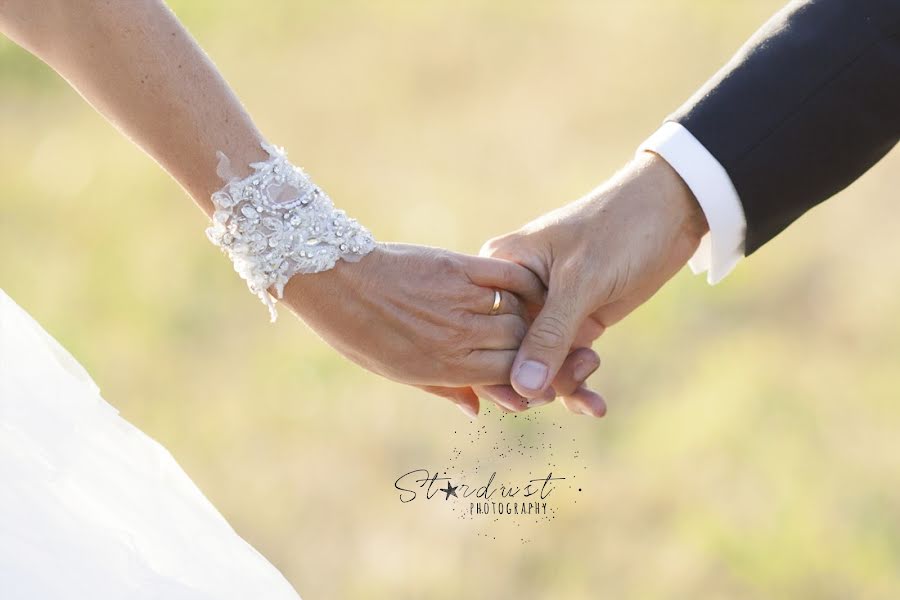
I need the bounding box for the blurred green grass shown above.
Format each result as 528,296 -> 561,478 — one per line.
2,1 -> 900,598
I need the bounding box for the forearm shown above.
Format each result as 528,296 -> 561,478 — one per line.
671,0 -> 900,253
0,0 -> 267,214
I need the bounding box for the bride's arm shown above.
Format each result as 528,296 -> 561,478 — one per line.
0,0 -> 265,209
0,0 -> 600,416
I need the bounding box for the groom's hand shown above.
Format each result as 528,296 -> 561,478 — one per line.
481,153 -> 709,414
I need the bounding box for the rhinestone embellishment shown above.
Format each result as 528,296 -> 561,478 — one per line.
206,142 -> 376,322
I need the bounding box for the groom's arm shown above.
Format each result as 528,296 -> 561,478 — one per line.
481,0 -> 900,398
643,0 -> 900,280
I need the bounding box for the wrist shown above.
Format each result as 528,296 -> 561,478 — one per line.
205,142 -> 376,321
279,244 -> 381,316
642,151 -> 709,246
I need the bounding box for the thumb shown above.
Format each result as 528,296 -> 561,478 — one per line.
511,282 -> 587,398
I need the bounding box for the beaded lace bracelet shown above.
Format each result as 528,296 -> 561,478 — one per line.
206,142 -> 376,322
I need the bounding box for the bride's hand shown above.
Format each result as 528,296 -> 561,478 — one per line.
280,242 -> 539,383
280,243 -> 598,417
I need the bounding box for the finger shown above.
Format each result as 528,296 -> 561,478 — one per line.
573,315 -> 606,347
420,385 -> 480,420
474,384 -> 555,413
464,256 -> 546,307
458,349 -> 518,385
469,314 -> 527,350
474,384 -> 528,412
560,385 -> 607,418
552,347 -> 601,397
475,288 -> 525,317
511,279 -> 588,397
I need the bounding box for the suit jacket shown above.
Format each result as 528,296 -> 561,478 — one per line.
671,0 -> 900,254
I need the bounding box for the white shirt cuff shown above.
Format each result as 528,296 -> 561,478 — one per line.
638,121 -> 746,284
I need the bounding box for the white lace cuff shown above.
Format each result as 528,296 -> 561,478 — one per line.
205,142 -> 376,322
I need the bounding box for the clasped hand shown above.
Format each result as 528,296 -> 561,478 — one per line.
280,243 -> 599,417
282,154 -> 707,420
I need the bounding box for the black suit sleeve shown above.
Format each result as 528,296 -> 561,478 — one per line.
671,0 -> 900,254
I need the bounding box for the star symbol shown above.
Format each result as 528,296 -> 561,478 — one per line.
439,481 -> 458,500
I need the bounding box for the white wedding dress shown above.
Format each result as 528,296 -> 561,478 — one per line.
0,288 -> 302,599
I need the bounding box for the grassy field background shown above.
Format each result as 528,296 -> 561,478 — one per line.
2,1 -> 900,598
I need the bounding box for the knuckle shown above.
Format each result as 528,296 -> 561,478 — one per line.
444,320 -> 476,350
555,258 -> 584,285
447,284 -> 474,307
439,349 -> 471,378
480,233 -> 520,257
510,317 -> 528,342
479,237 -> 503,257
433,253 -> 463,276
502,292 -> 523,317
448,347 -> 471,366
528,314 -> 570,351
446,330 -> 470,352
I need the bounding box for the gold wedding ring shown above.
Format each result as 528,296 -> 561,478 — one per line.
489,289 -> 502,316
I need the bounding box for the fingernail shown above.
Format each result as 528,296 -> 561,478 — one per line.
515,360 -> 548,391
574,358 -> 600,383
587,396 -> 607,418
457,404 -> 478,420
